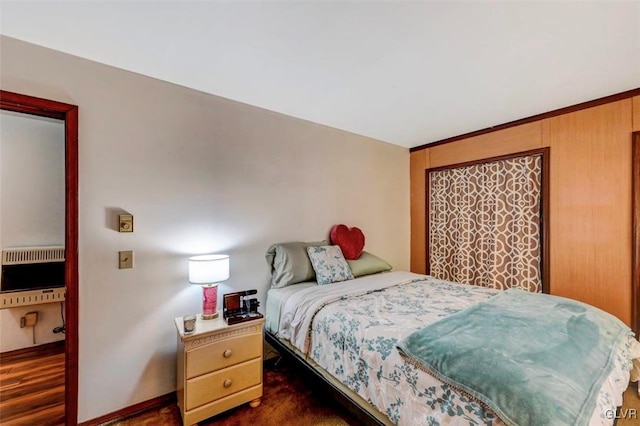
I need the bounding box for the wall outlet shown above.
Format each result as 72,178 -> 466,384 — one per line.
21,311 -> 38,327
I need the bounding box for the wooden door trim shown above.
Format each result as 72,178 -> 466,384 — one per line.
633,131 -> 640,335
0,90 -> 79,426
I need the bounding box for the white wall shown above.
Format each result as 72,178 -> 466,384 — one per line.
0,110 -> 65,247
0,36 -> 410,422
0,303 -> 66,351
0,110 -> 66,352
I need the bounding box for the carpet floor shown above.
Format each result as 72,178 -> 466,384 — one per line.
109,358 -> 640,426
108,357 -> 361,426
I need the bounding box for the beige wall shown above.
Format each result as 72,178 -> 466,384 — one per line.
0,36 -> 410,422
0,111 -> 65,249
411,99 -> 635,326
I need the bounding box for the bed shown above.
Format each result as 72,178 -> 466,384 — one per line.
264,244 -> 640,426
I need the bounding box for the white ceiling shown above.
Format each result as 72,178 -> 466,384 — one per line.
1,1 -> 639,148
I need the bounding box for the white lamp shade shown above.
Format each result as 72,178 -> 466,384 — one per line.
188,254 -> 229,285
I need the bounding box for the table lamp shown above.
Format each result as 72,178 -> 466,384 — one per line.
188,254 -> 229,320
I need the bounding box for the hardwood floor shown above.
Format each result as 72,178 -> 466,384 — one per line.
0,341 -> 65,426
619,382 -> 640,426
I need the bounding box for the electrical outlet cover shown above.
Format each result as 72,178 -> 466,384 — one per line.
24,312 -> 38,326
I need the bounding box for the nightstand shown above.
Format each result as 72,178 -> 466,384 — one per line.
174,315 -> 265,425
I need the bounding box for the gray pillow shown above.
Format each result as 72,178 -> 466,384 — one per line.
265,241 -> 327,288
346,251 -> 392,278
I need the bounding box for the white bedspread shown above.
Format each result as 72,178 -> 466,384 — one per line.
275,271 -> 640,425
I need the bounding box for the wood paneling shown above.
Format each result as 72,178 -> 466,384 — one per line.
411,88 -> 640,153
633,96 -> 640,131
410,150 -> 428,273
429,122 -> 542,168
409,96 -> 635,325
544,100 -> 633,325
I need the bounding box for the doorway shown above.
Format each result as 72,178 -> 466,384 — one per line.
0,90 -> 78,425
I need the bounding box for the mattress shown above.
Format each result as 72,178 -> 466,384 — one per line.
268,271 -> 640,426
265,281 -> 316,335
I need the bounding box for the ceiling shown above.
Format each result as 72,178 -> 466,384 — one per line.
1,1 -> 639,148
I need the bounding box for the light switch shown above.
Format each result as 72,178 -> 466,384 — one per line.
119,251 -> 134,269
119,214 -> 133,232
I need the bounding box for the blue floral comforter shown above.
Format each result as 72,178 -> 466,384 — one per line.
277,271 -> 640,426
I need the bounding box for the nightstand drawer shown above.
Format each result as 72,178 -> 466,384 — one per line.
186,332 -> 262,378
183,385 -> 263,426
186,357 -> 262,411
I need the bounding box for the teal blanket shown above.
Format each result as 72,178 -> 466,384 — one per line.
397,288 -> 631,426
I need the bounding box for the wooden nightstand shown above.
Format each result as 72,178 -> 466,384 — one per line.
174,315 -> 265,425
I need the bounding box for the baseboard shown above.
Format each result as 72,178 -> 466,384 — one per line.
79,392 -> 176,426
0,340 -> 65,362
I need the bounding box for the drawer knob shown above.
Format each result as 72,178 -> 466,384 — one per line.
223,379 -> 232,388
223,349 -> 233,358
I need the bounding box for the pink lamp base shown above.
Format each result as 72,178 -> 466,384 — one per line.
201,284 -> 219,320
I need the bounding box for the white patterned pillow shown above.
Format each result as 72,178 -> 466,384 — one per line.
307,245 -> 354,285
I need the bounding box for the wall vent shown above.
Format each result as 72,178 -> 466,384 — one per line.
1,288 -> 66,309
2,246 -> 65,265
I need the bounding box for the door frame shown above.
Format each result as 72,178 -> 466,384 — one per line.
0,90 -> 79,425
633,131 -> 639,335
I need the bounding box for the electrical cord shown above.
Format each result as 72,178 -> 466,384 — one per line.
53,301 -> 66,334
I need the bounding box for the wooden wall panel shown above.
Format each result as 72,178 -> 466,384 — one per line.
410,149 -> 429,273
544,100 -> 632,325
633,96 -> 640,131
429,122 -> 542,168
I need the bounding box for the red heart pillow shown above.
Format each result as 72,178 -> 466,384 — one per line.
330,224 -> 365,260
